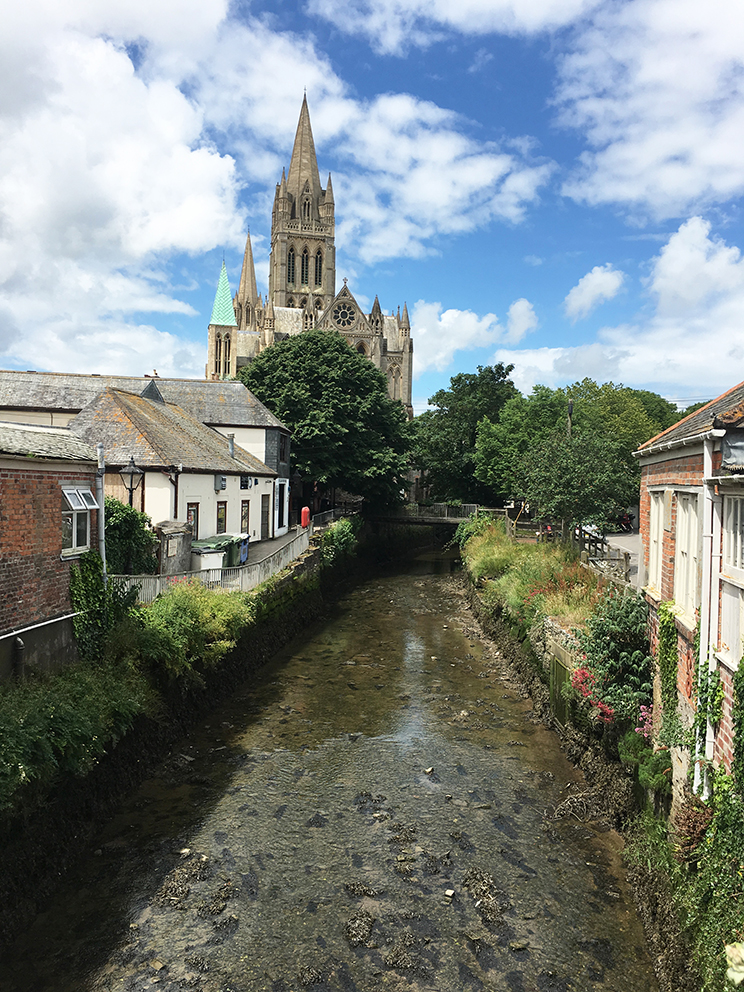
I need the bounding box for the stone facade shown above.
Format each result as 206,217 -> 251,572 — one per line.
207,96 -> 414,418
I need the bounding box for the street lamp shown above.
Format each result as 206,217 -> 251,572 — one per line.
119,456 -> 144,507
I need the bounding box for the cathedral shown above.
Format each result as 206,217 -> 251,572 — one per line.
206,96 -> 414,418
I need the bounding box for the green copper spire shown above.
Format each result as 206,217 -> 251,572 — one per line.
210,261 -> 237,326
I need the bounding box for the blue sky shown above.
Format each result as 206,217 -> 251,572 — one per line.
1,1 -> 744,413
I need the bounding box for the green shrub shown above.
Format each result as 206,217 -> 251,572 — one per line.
618,730 -> 672,795
319,516 -> 360,565
69,551 -> 139,662
104,496 -> 158,575
0,659 -> 151,811
137,581 -> 254,681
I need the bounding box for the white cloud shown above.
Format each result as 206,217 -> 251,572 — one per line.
411,296 -> 537,374
563,263 -> 625,321
494,218 -> 744,398
0,4 -> 553,375
506,298 -> 538,343
558,0 -> 744,217
307,0 -> 599,55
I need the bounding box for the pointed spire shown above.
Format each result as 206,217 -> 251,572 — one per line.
286,94 -> 322,204
210,261 -> 237,327
325,172 -> 334,204
371,294 -> 382,316
236,232 -> 258,313
401,302 -> 410,328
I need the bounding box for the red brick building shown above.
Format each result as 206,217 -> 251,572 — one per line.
637,381 -> 744,795
0,423 -> 98,676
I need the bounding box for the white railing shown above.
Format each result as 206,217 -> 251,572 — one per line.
111,529 -> 311,605
401,503 -> 479,519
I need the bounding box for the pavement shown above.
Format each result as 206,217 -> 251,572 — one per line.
245,525 -> 307,564
605,531 -> 642,588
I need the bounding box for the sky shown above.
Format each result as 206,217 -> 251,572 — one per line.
1,1 -> 744,414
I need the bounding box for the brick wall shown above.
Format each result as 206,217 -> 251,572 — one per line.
0,465 -> 97,635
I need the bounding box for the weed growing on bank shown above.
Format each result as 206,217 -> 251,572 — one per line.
0,519 -> 359,818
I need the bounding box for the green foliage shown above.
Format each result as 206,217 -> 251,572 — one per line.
412,363 -> 518,502
618,731 -> 672,795
319,516 -> 360,566
574,591 -> 654,721
519,427 -> 639,531
237,329 -> 410,505
104,496 -> 158,575
733,661 -> 744,796
0,659 -> 151,812
69,551 -> 138,662
452,512 -> 503,548
475,378 -> 674,504
657,601 -> 679,712
136,581 -> 254,682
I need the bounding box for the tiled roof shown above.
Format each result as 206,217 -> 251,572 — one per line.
0,370 -> 287,430
639,380 -> 744,452
0,421 -> 97,462
68,389 -> 276,475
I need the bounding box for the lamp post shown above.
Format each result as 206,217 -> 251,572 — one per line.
119,456 -> 144,507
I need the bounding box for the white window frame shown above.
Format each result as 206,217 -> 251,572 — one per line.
648,491 -> 664,593
62,488 -> 98,556
720,581 -> 744,670
674,491 -> 700,623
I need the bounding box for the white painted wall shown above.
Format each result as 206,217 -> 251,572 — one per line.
143,472 -> 173,524
178,471 -> 274,541
0,409 -> 75,427
212,425 -> 266,463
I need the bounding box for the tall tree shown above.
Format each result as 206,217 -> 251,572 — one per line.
411,363 -> 518,502
236,330 -> 410,505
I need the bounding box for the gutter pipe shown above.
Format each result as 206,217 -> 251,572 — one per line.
634,428 -> 726,459
96,442 -> 107,590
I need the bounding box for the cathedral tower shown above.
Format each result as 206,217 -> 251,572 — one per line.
268,95 -> 336,316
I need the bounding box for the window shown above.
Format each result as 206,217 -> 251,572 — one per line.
216,501 -> 227,534
648,491 -> 664,592
241,500 -> 250,534
674,492 -> 700,621
724,496 -> 744,573
314,249 -> 322,286
720,581 -> 744,667
223,333 -> 231,376
214,335 -> 222,376
287,246 -> 295,285
301,248 -> 309,286
62,488 -> 98,554
187,503 -> 199,539
240,475 -> 251,490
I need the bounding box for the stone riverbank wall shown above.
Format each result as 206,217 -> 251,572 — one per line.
464,578 -> 695,992
0,534 -> 354,952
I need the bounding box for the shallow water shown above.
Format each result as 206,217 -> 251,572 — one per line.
0,554 -> 658,992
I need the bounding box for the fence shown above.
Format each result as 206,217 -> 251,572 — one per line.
400,503 -> 479,519
574,526 -> 631,585
111,528 -> 311,605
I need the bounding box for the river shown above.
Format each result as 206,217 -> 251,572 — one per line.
0,551 -> 658,992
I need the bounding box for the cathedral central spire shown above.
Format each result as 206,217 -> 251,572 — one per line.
286,93 -> 322,205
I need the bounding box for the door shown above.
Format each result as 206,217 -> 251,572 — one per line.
261,494 -> 270,540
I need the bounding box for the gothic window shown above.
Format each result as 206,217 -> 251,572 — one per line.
301,248 -> 309,286
234,302 -> 242,328
303,310 -> 314,330
314,249 -> 322,287
302,198 -> 311,222
223,333 -> 231,375
314,298 -> 322,309
332,301 -> 356,328
215,335 -> 222,376
287,246 -> 295,285
287,297 -> 295,308
356,342 -> 366,355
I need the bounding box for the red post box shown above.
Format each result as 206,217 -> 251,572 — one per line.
301,506 -> 310,529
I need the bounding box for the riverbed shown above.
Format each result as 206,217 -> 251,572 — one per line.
0,552 -> 658,991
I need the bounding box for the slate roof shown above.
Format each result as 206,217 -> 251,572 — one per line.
639,380 -> 744,452
68,389 -> 276,475
0,421 -> 97,463
0,370 -> 288,430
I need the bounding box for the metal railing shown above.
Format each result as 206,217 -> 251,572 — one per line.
111,528 -> 311,605
400,503 -> 479,519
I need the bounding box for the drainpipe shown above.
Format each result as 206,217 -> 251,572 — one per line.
96,442 -> 107,589
706,486 -> 723,786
